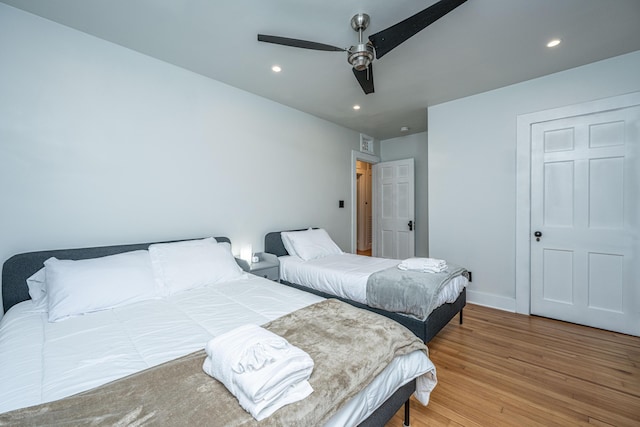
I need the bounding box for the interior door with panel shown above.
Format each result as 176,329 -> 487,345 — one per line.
530,104 -> 639,336
373,158 -> 415,259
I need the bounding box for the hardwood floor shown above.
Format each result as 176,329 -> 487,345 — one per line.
386,304 -> 640,427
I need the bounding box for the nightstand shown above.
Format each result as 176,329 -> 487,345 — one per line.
237,252 -> 280,282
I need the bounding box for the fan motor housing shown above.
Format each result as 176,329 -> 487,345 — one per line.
348,43 -> 374,71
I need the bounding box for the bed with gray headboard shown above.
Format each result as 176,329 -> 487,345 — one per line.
265,229 -> 467,343
0,236 -> 436,426
1,237 -> 229,314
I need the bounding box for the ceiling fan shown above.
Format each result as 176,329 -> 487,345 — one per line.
257,0 -> 468,95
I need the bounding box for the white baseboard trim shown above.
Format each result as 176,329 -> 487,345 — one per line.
467,289 -> 516,313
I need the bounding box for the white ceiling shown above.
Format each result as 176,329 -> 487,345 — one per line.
3,0 -> 640,140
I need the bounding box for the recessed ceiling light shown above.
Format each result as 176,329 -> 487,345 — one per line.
271,65 -> 282,72
353,105 -> 361,110
546,39 -> 561,48
400,126 -> 410,132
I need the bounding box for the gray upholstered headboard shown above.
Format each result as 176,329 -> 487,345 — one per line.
1,237 -> 231,314
264,228 -> 314,257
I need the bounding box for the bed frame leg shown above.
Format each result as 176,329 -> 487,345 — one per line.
459,308 -> 464,324
403,399 -> 410,427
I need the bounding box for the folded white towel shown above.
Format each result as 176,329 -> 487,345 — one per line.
227,374 -> 313,421
202,324 -> 314,420
398,257 -> 448,273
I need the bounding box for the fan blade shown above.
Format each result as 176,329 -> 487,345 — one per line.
368,0 -> 468,59
352,64 -> 374,94
257,34 -> 345,52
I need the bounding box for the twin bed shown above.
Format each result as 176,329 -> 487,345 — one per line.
0,236 -> 437,426
265,229 -> 468,343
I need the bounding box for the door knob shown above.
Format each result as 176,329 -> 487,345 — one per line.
534,231 -> 542,242
408,220 -> 413,231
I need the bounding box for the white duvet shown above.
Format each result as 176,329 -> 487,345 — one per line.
0,274 -> 436,425
280,253 -> 467,310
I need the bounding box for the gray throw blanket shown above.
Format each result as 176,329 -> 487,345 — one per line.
367,263 -> 467,320
0,299 -> 428,426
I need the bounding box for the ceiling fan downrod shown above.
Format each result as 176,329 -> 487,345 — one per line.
347,13 -> 374,71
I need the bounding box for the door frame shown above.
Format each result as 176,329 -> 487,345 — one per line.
351,150 -> 379,254
515,91 -> 640,315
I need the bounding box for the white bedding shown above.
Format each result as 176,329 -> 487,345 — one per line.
0,274 -> 435,425
280,253 -> 468,310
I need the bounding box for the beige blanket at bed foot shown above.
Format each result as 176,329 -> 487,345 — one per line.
0,299 -> 429,426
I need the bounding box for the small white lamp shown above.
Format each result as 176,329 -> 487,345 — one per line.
240,244 -> 253,264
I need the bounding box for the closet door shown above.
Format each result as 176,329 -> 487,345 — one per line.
530,104 -> 639,336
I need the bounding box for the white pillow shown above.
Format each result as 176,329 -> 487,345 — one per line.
285,228 -> 343,261
280,231 -> 301,257
26,267 -> 48,311
148,239 -> 243,295
44,250 -> 159,322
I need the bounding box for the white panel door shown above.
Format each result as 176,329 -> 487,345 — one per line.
373,158 -> 415,259
530,105 -> 640,336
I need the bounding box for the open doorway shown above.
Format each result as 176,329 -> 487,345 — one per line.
356,160 -> 373,256
350,149 -> 379,255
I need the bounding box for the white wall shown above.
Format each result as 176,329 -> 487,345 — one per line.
428,50 -> 640,311
380,131 -> 429,257
0,4 -> 359,317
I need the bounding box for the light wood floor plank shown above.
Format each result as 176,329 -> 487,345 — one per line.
386,304 -> 640,427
